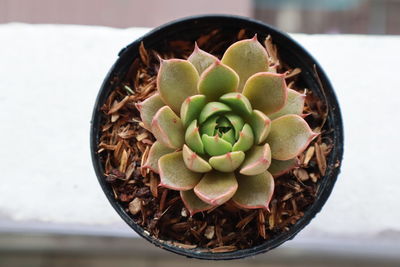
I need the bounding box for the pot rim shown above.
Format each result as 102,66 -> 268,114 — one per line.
90,14 -> 344,260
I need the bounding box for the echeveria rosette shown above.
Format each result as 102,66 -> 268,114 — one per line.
137,36 -> 318,216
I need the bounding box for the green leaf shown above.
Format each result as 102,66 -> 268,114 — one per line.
157,59 -> 199,114
268,89 -> 306,120
188,43 -> 218,75
180,95 -> 207,128
198,102 -> 232,124
221,36 -> 269,91
151,106 -> 185,149
194,171 -> 238,206
225,113 -> 244,140
209,151 -> 245,172
221,129 -> 235,145
135,93 -> 165,130
180,190 -> 213,216
248,110 -> 271,145
159,151 -> 202,190
200,115 -> 218,136
267,114 -> 318,160
240,144 -> 271,176
219,93 -> 252,117
143,141 -> 175,173
268,158 -> 299,177
185,120 -> 204,154
232,171 -> 274,210
202,134 -> 232,156
182,145 -> 212,173
198,61 -> 239,101
232,123 -> 254,152
242,72 -> 287,115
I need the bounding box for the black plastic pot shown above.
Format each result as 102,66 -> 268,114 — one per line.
90,15 -> 344,260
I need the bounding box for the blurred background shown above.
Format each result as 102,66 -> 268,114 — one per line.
1,0 -> 399,34
1,0 -> 400,267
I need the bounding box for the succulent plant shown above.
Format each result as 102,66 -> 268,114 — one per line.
137,36 -> 317,215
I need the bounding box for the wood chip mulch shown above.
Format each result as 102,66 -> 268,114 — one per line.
96,29 -> 336,253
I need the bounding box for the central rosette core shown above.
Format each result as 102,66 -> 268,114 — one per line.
182,94 -> 255,173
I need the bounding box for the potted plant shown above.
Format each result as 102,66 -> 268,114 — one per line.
90,15 -> 343,260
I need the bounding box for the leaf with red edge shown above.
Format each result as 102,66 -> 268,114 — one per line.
188,43 -> 218,75
135,93 -> 165,130
194,171 -> 238,206
267,114 -> 318,160
268,158 -> 299,177
182,145 -> 212,173
157,59 -> 199,114
143,141 -> 175,173
159,151 -> 202,190
209,151 -> 245,172
180,190 -> 213,216
248,110 -> 271,145
240,143 -> 271,176
151,106 -> 184,149
180,94 -> 206,128
232,171 -> 274,210
268,89 -> 306,120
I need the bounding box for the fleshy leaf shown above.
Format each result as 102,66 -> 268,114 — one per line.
269,158 -> 299,177
209,151 -> 245,172
185,120 -> 204,154
199,102 -> 232,124
268,89 -> 306,120
242,72 -> 287,115
198,61 -> 239,101
221,36 -> 269,91
225,113 -> 244,139
221,129 -> 235,145
182,145 -> 212,173
194,171 -> 238,206
180,95 -> 207,128
249,110 -> 271,145
159,151 -> 202,190
200,115 -> 218,136
219,93 -> 252,117
143,141 -> 175,173
135,93 -> 165,130
151,106 -> 185,149
232,171 -> 274,210
202,134 -> 232,156
232,124 -> 254,152
157,59 -> 199,114
188,43 -> 218,75
181,190 -> 213,216
267,114 -> 318,160
240,144 -> 271,176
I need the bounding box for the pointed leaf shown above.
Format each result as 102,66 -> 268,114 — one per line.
157,59 -> 199,113
267,114 -> 318,160
221,129 -> 235,145
249,110 -> 271,145
200,115 -> 218,136
240,144 -> 271,176
232,123 -> 254,152
198,61 -> 239,101
194,171 -> 238,206
242,72 -> 287,115
199,102 -> 232,124
180,95 -> 207,128
151,106 -> 184,149
268,89 -> 306,120
185,120 -> 204,154
219,93 -> 252,117
181,190 -> 213,216
221,36 -> 269,91
202,134 -> 232,156
225,113 -> 244,139
136,94 -> 165,130
159,151 -> 202,190
209,151 -> 245,172
216,116 -> 231,128
268,158 -> 299,177
182,145 -> 212,173
232,171 -> 274,210
143,141 -> 175,173
188,44 -> 218,75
